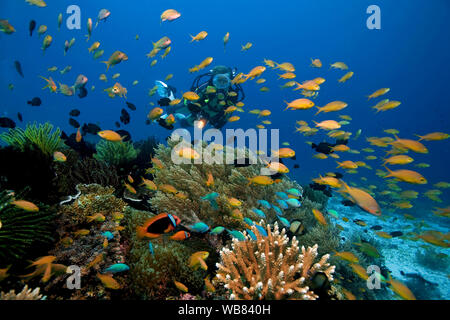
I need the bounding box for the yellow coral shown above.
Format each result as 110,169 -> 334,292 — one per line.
216,223 -> 335,300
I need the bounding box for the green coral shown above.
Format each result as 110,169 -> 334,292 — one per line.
0,122 -> 64,156
94,140 -> 139,166
124,207 -> 205,299
0,190 -> 55,263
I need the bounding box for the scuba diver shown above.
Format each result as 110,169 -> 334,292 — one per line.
155,65 -> 245,130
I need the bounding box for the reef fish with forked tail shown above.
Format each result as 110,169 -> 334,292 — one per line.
137,213 -> 180,239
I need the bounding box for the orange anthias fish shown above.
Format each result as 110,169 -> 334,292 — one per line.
159,184 -> 177,194
383,166 -> 427,184
190,31 -> 208,42
76,127 -> 82,142
136,213 -> 181,239
0,265 -> 11,281
11,200 -> 39,212
349,263 -> 369,280
334,251 -> 359,263
247,175 -> 274,186
141,177 -> 157,191
151,157 -> 164,169
98,130 -> 125,142
389,135 -> 428,153
312,208 -> 327,226
160,9 -> 181,22
340,181 -> 381,216
174,280 -> 188,292
387,274 -> 416,300
272,148 -> 295,158
206,172 -> 214,187
86,253 -> 104,269
189,251 -> 209,270
97,273 -> 121,289
40,76 -> 57,92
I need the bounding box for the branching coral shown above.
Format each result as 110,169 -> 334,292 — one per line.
0,285 -> 44,300
0,122 -> 64,156
0,190 -> 55,264
149,138 -> 305,231
216,223 -> 335,300
94,140 -> 139,167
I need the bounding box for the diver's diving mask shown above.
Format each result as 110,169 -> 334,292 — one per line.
212,73 -> 231,90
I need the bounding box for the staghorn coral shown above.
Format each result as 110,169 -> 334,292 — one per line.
46,184 -> 128,299
0,285 -> 44,300
0,122 -> 65,156
124,206 -> 206,299
94,140 -> 139,167
149,138 -> 305,231
216,223 -> 335,300
0,190 -> 55,264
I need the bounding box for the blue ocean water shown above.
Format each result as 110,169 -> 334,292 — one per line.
0,0 -> 449,300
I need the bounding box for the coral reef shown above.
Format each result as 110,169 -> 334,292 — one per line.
0,122 -> 65,156
0,190 -> 55,264
215,223 -> 335,300
149,138 -> 306,231
45,184 -> 128,299
54,156 -> 121,195
124,206 -> 206,299
0,285 -> 44,300
302,185 -> 330,208
94,140 -> 139,167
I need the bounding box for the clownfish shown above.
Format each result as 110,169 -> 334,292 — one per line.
136,213 -> 180,239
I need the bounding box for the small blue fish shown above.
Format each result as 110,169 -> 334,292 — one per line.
285,198 -> 301,208
201,192 -> 219,210
227,229 -> 246,241
254,224 -> 268,237
286,188 -> 302,197
246,228 -> 257,240
189,222 -> 210,233
243,217 -> 254,226
252,208 -> 266,219
210,226 -> 225,235
148,241 -> 154,256
278,216 -> 291,228
271,205 -> 283,216
201,192 -> 219,200
257,200 -> 271,209
275,192 -> 289,199
327,209 -> 339,219
103,263 -> 130,274
101,231 -> 114,240
276,199 -> 289,209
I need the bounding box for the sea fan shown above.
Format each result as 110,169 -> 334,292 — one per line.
93,140 -> 139,167
0,122 -> 64,156
0,190 -> 55,263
